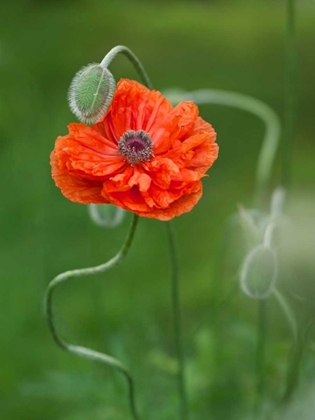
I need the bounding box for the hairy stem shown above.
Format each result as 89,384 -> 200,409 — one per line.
45,214 -> 140,420
101,45 -> 153,89
165,222 -> 189,420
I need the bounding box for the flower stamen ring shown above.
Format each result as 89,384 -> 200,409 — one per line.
118,129 -> 154,166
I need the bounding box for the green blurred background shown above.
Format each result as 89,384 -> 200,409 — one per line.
1,0 -> 315,419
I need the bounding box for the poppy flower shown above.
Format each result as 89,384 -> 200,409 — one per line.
50,79 -> 218,221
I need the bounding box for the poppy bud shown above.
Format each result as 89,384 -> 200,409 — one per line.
237,205 -> 264,249
88,204 -> 125,228
270,187 -> 286,217
240,245 -> 277,299
68,64 -> 116,124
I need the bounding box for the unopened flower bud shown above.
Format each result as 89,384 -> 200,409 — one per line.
237,205 -> 263,249
68,64 -> 116,124
88,204 -> 125,228
270,187 -> 286,217
240,245 -> 277,299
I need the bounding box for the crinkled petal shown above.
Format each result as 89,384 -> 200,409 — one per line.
151,101 -> 199,155
97,79 -> 173,143
50,151 -> 107,204
135,189 -> 203,221
52,124 -> 125,179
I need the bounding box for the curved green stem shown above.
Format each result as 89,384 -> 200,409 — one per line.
100,45 -> 153,89
45,214 -> 140,420
165,222 -> 189,420
283,0 -> 296,190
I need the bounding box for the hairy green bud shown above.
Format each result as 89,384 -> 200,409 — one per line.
240,245 -> 277,299
68,64 -> 116,124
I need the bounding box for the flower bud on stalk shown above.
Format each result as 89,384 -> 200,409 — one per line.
240,245 -> 278,299
88,204 -> 125,228
68,64 -> 116,124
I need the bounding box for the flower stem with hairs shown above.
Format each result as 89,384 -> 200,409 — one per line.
101,45 -> 153,90
45,214 -> 140,420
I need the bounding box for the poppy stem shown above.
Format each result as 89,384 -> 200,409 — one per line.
100,45 -> 153,90
165,221 -> 189,420
273,289 -> 298,343
45,213 -> 140,420
282,0 -> 296,191
255,299 -> 267,415
281,317 -> 314,404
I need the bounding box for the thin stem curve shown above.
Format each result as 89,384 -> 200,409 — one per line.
101,45 -> 153,89
45,213 -> 140,420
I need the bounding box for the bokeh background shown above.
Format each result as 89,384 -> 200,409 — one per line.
1,0 -> 315,419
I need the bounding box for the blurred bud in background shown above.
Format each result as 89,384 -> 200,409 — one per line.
277,193 -> 315,310
221,188 -> 289,299
88,204 -> 125,229
238,189 -> 287,299
240,244 -> 278,299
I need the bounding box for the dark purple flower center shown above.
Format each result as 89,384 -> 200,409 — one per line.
118,130 -> 154,166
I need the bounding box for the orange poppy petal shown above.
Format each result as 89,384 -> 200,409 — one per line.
97,79 -> 173,143
51,79 -> 219,220
190,119 -> 218,173
102,186 -> 151,213
68,123 -> 118,153
51,151 -> 107,204
152,101 -> 199,155
135,189 -> 203,221
143,158 -> 180,189
144,179 -> 201,208
193,116 -> 216,135
53,125 -> 125,179
189,139 -> 219,174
